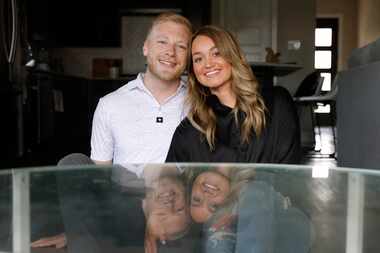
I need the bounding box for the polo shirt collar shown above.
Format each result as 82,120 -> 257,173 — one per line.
127,73 -> 187,92
126,73 -> 145,90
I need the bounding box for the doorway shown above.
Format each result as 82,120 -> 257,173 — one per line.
313,17 -> 339,155
314,18 -> 339,113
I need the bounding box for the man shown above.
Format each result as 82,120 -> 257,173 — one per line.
35,165 -> 191,253
91,12 -> 192,176
31,12 -> 193,249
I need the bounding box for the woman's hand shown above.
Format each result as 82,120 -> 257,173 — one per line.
30,233 -> 67,248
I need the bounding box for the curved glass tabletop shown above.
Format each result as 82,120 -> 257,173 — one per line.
0,163 -> 379,253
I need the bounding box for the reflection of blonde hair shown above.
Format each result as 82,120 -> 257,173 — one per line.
146,12 -> 193,40
183,165 -> 255,190
187,25 -> 266,150
217,166 -> 256,207
143,164 -> 182,187
144,164 -> 187,197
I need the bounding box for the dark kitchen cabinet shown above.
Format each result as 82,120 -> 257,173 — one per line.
119,0 -> 182,10
27,0 -> 121,47
119,0 -> 211,29
26,0 -> 211,47
25,71 -> 92,163
25,71 -> 132,165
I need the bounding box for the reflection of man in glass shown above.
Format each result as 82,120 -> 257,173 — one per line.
144,174 -> 191,252
33,168 -> 191,253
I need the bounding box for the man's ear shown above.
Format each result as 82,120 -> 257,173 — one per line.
142,199 -> 148,217
143,40 -> 148,57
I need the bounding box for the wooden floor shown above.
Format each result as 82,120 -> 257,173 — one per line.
301,126 -> 337,166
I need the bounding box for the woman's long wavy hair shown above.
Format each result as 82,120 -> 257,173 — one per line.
187,25 -> 267,150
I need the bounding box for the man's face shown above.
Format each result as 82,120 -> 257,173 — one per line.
145,176 -> 189,240
143,21 -> 191,82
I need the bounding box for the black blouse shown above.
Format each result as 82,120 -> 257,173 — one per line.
166,86 -> 301,164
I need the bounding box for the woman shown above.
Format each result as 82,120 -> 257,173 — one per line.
166,25 -> 300,164
166,26 -> 302,251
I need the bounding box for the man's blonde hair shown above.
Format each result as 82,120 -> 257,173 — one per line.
146,12 -> 193,39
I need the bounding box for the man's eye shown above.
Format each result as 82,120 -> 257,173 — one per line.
191,196 -> 201,205
193,57 -> 202,64
158,40 -> 167,45
177,45 -> 187,50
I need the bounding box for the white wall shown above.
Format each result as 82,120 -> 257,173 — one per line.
276,0 -> 316,95
211,0 -> 316,95
358,0 -> 380,47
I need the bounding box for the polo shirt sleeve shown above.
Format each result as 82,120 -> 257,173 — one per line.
91,98 -> 114,162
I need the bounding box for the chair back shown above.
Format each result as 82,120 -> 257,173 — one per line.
294,71 -> 323,97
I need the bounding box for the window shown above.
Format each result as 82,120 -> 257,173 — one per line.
314,18 -> 338,113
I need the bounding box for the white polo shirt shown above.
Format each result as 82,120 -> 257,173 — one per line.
90,73 -> 187,175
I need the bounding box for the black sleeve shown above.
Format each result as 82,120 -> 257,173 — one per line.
271,86 -> 301,164
165,119 -> 191,163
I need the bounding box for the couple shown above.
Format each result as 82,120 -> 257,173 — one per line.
91,12 -> 300,168
33,11 -> 300,252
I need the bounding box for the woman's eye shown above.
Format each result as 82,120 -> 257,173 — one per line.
212,51 -> 220,57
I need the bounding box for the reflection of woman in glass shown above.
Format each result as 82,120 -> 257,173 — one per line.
187,166 -> 255,222
183,166 -> 255,253
166,25 -> 300,164
190,169 -> 231,223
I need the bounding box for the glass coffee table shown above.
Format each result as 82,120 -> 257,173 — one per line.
0,163 -> 378,253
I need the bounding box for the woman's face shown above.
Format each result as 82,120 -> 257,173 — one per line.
190,171 -> 231,223
191,35 -> 233,96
